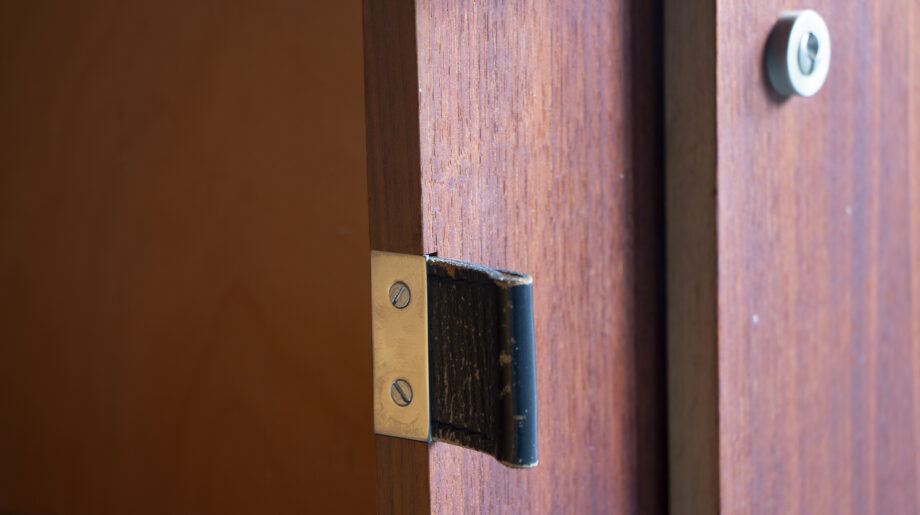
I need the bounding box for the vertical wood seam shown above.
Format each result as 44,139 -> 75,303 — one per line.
362,1 -> 431,513
665,0 -> 720,512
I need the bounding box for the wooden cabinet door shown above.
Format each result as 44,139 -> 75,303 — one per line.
363,1 -> 666,513
667,1 -> 920,513
0,3 -> 374,512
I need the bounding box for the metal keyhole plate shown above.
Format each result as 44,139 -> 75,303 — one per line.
767,10 -> 831,97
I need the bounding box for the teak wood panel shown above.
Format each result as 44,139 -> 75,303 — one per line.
667,0 -> 920,513
365,0 -> 665,513
0,2 -> 373,513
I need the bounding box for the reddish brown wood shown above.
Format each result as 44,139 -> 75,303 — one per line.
362,1 -> 432,513
664,0 -> 719,511
668,1 -> 920,513
0,2 -> 374,513
363,0 -> 424,256
364,0 -> 666,512
375,437 -> 430,515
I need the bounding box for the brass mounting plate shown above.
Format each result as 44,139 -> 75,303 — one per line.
370,251 -> 430,441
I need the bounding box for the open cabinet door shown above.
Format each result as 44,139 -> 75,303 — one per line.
667,1 -> 920,513
363,1 -> 666,513
0,2 -> 374,513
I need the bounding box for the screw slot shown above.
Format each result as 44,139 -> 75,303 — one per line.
390,379 -> 413,407
798,31 -> 820,75
388,281 -> 410,309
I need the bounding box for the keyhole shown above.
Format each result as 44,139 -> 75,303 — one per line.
798,32 -> 820,75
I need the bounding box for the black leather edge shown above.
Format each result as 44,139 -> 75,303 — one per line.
426,256 -> 538,468
503,280 -> 538,467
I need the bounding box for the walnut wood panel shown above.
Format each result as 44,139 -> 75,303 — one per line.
362,1 -> 432,513
668,1 -> 920,513
364,0 -> 665,513
0,2 -> 373,513
664,0 -> 719,511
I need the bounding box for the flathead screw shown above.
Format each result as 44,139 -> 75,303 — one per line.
389,281 -> 410,309
390,379 -> 413,407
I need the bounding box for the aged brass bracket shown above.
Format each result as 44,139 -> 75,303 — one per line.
371,251 -> 431,442
370,251 -> 539,468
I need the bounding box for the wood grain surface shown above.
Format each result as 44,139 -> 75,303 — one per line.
364,0 -> 666,512
664,0 -> 719,511
0,2 -> 374,513
362,1 -> 433,513
668,1 -> 920,513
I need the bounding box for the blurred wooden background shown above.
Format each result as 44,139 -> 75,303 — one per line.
0,2 -> 374,512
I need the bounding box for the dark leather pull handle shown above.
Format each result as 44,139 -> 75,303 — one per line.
426,256 -> 538,468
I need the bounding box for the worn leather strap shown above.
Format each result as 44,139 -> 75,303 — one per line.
426,256 -> 538,468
